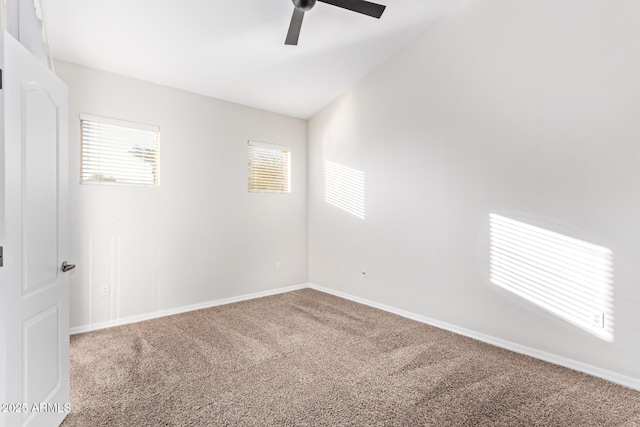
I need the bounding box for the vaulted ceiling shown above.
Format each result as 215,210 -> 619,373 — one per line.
42,0 -> 463,119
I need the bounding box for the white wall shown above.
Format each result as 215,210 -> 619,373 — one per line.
3,0 -> 49,64
56,61 -> 308,330
308,0 -> 640,381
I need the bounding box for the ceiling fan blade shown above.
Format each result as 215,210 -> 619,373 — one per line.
285,8 -> 305,45
318,0 -> 386,18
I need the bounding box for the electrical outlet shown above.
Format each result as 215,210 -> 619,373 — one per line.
276,262 -> 282,271
361,271 -> 367,279
591,311 -> 604,328
340,264 -> 346,275
101,286 -> 110,296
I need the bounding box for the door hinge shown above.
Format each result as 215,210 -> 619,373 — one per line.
0,246 -> 3,267
0,69 -> 3,90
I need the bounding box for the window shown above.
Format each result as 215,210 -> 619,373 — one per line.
247,140 -> 291,193
80,114 -> 160,186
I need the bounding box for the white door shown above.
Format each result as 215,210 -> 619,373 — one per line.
0,30 -> 70,427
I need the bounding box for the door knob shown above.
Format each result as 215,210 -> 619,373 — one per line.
61,261 -> 76,272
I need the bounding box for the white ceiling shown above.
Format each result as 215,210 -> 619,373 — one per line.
41,0 -> 463,119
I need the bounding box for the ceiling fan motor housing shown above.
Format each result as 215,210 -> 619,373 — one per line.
292,0 -> 316,11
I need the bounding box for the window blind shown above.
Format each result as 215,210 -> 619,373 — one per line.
248,141 -> 291,193
80,114 -> 160,186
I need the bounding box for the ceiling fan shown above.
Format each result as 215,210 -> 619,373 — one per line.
285,0 -> 387,45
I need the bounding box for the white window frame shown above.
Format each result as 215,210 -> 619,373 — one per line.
247,140 -> 291,194
80,114 -> 160,187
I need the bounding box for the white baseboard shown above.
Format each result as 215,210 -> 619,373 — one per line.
70,283 -> 309,335
308,283 -> 640,392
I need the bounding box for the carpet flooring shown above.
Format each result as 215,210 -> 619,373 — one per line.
62,289 -> 640,426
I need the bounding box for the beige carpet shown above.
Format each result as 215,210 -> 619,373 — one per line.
62,289 -> 640,426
